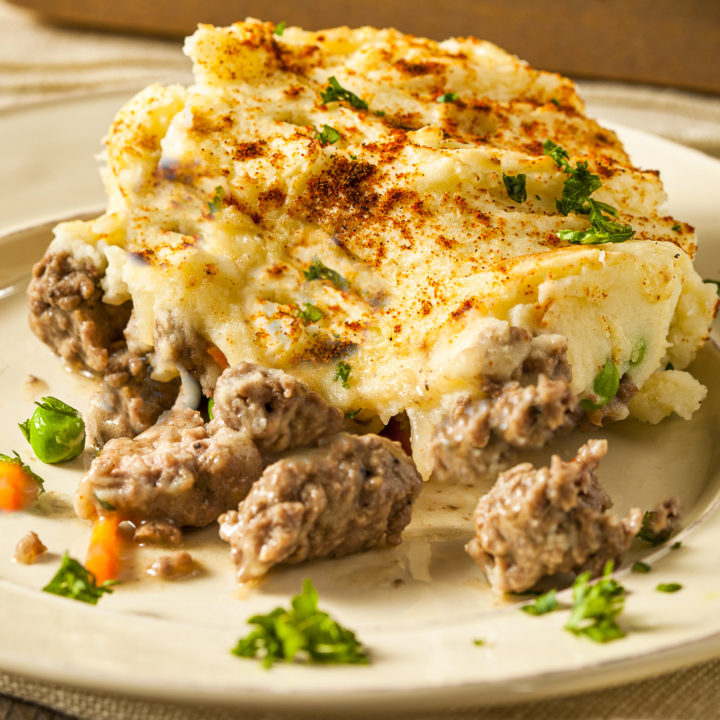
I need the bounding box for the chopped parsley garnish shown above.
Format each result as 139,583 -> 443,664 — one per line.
637,510 -> 673,546
557,199 -> 635,245
472,638 -> 486,647
656,582 -> 682,593
629,339 -> 647,367
344,408 -> 361,420
550,97 -> 560,107
555,162 -> 602,215
334,362 -> 352,389
207,398 -> 215,421
315,124 -> 341,145
273,20 -> 287,36
581,359 -> 620,411
208,186 -> 225,215
502,173 -> 527,204
520,588 -> 558,615
303,259 -> 349,290
320,76 -> 368,111
705,279 -> 720,297
564,561 -> 626,643
543,139 -> 634,245
297,302 -> 324,325
231,579 -> 368,668
42,552 -> 115,605
94,493 -> 116,512
672,222 -> 682,232
0,451 -> 44,492
632,561 -> 651,574
543,139 -> 570,168
436,91 -> 458,103
671,541 -> 682,550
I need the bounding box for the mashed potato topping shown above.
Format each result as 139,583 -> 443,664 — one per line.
50,20 -> 717,477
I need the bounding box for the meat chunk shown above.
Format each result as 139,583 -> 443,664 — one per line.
430,329 -> 578,483
465,439 -> 642,593
13,531 -> 47,564
475,328 -> 572,390
431,375 -> 578,483
154,310 -> 223,395
488,375 -> 578,447
212,362 -> 344,456
146,551 -> 197,579
27,246 -> 131,372
76,361 -> 349,536
218,432 -> 422,581
85,350 -> 180,448
133,520 -> 184,546
75,408 -> 263,528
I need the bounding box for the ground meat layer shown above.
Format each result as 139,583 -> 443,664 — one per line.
85,350 -> 181,448
466,439 -> 642,593
432,376 -> 578,484
27,247 -> 131,372
154,309 -> 224,395
430,329 -> 579,484
218,432 -> 422,581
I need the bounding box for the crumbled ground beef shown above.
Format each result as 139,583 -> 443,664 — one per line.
154,310 -> 223,395
75,363 -> 350,537
75,408 -> 264,528
27,247 -> 130,372
218,432 -> 422,581
85,350 -> 180,448
432,375 -> 578,484
431,328 -> 578,483
133,519 -> 184,546
13,531 -> 47,564
212,361 -> 344,456
465,439 -> 642,593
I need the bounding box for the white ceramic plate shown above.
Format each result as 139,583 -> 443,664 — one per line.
0,93 -> 719,714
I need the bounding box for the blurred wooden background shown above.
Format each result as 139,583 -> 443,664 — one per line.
9,0 -> 720,94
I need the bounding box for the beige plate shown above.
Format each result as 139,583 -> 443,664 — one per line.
0,92 -> 719,713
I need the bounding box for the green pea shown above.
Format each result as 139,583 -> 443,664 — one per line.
580,359 -> 620,412
629,339 -> 647,367
19,396 -> 85,464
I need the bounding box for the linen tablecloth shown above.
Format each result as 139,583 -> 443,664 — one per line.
1,2 -> 719,718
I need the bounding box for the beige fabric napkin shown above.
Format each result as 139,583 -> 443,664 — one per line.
1,1 -> 719,718
0,1 -> 192,107
2,658 -> 720,720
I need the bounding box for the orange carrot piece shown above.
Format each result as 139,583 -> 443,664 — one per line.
208,345 -> 229,369
85,515 -> 122,584
0,461 -> 38,512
